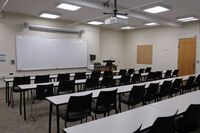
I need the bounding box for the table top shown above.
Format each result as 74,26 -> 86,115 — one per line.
150,90 -> 200,114
46,74 -> 197,106
63,105 -> 172,133
63,75 -> 200,133
3,71 -> 148,83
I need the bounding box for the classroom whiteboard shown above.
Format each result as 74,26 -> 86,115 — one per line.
16,36 -> 88,70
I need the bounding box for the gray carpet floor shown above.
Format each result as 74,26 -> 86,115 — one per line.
0,88 -> 200,133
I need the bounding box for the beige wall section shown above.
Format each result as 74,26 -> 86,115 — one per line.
100,29 -> 125,69
124,22 -> 200,72
0,12 -> 100,87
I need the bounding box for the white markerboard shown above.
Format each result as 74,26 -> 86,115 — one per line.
16,36 -> 88,70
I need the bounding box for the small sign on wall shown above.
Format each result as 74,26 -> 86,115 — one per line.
0,54 -> 6,62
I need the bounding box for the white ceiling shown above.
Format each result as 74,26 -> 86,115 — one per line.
1,0 -> 200,29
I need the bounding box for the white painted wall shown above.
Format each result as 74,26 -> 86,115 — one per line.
0,12 -> 100,87
100,29 -> 125,69
124,22 -> 200,72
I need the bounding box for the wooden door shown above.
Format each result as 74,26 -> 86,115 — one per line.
178,38 -> 196,76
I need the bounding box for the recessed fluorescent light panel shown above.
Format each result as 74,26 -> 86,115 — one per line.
121,26 -> 135,30
117,15 -> 128,19
143,6 -> 170,13
39,13 -> 60,19
57,3 -> 81,11
87,21 -> 104,25
177,17 -> 199,22
145,22 -> 159,26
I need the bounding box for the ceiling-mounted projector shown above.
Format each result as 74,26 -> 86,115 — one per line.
105,17 -> 128,25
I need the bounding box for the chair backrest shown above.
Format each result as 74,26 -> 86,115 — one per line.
96,89 -> 117,108
13,76 -> 31,87
119,74 -> 131,85
185,76 -> 195,89
85,78 -> 99,90
170,78 -> 182,93
183,104 -> 200,125
57,73 -> 70,82
118,69 -> 127,76
129,85 -> 145,104
145,67 -> 152,73
101,76 -> 114,88
57,80 -> 75,95
127,68 -> 135,74
103,71 -> 113,77
131,74 -> 141,84
36,84 -> 54,100
159,80 -> 172,97
74,72 -> 86,80
34,75 -> 50,83
164,70 -> 172,78
67,93 -> 92,117
91,70 -> 101,79
195,74 -> 200,86
172,69 -> 179,77
147,72 -> 156,81
150,115 -> 175,133
155,71 -> 163,80
132,124 -> 142,133
145,83 -> 159,101
139,69 -> 145,74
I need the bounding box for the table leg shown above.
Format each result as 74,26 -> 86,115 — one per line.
5,82 -> 8,103
20,92 -> 22,115
118,94 -> 122,113
56,106 -> 60,133
48,103 -> 52,133
23,91 -> 26,120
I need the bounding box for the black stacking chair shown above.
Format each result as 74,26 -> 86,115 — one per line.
57,80 -> 75,95
120,85 -> 145,110
194,74 -> 200,90
90,70 -> 101,79
34,75 -> 50,83
84,78 -> 99,91
118,69 -> 127,76
100,76 -> 114,88
127,68 -> 135,75
91,89 -> 117,119
139,69 -> 145,74
169,78 -> 182,97
145,67 -> 152,73
57,73 -> 70,82
119,74 -> 131,86
103,71 -> 113,77
144,83 -> 159,104
132,125 -> 142,133
147,72 -> 156,81
131,74 -> 141,84
146,114 -> 176,133
164,70 -> 172,78
175,104 -> 200,133
155,71 -> 163,80
31,84 -> 54,120
10,76 -> 31,107
59,93 -> 93,127
182,76 -> 195,93
172,69 -> 179,77
158,80 -> 172,100
74,72 -> 86,80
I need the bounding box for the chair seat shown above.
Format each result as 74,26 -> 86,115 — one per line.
91,102 -> 114,114
60,111 -> 90,122
121,96 -> 142,105
175,116 -> 198,132
12,87 -> 22,92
